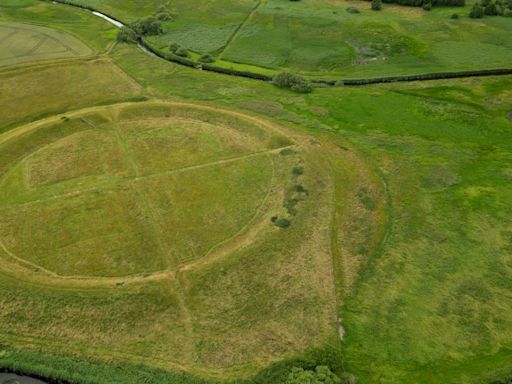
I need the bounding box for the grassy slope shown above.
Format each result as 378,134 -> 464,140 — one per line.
112,44 -> 512,383
0,59 -> 143,132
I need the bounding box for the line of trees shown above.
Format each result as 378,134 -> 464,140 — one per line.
364,0 -> 464,8
470,0 -> 512,17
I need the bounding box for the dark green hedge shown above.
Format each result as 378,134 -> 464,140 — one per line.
365,0 -> 464,7
338,68 -> 512,85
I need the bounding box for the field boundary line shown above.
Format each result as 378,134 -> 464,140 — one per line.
217,0 -> 264,59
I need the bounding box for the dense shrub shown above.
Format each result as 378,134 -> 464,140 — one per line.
423,2 -> 433,9
169,42 -> 180,53
451,12 -> 460,18
469,2 -> 485,17
274,218 -> 291,228
292,166 -> 304,175
116,26 -> 137,43
285,366 -> 341,384
273,72 -> 312,93
130,17 -> 164,36
339,373 -> 357,384
175,47 -> 189,57
372,0 -> 383,10
346,6 -> 361,13
199,54 -> 215,63
484,1 -> 499,14
368,0 -> 464,7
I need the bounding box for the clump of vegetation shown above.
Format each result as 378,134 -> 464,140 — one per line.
116,26 -> 137,43
273,72 -> 312,93
169,42 -> 180,53
280,148 -> 295,156
274,217 -> 291,228
169,43 -> 189,57
292,166 -> 304,175
199,54 -> 215,63
451,13 -> 460,18
484,0 -> 499,14
422,2 -> 432,10
285,366 -> 341,383
339,372 -> 357,384
372,0 -> 383,10
469,2 -> 485,17
346,6 -> 361,13
175,47 -> 189,57
129,17 -> 164,36
155,5 -> 175,21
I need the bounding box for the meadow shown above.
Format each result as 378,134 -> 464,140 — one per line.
0,0 -> 511,383
74,0 -> 512,77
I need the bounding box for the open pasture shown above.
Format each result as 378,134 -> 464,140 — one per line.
0,22 -> 93,67
72,0 -> 512,77
0,100 -> 384,379
0,58 -> 142,132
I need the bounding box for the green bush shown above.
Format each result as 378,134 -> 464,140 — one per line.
199,54 -> 215,63
484,1 -> 498,14
451,12 -> 460,18
372,0 -> 383,10
175,47 -> 189,57
469,2 -> 484,17
272,72 -> 312,93
274,218 -> 291,228
170,42 -> 180,53
340,372 -> 357,384
346,6 -> 361,13
116,27 -> 137,43
285,366 -> 341,384
292,166 -> 304,175
422,2 -> 432,10
130,17 -> 164,36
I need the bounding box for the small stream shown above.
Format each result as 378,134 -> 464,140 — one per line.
0,373 -> 48,384
91,11 -> 124,28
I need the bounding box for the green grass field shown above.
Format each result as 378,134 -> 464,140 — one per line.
0,22 -> 93,67
0,0 -> 511,383
75,0 -> 512,77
